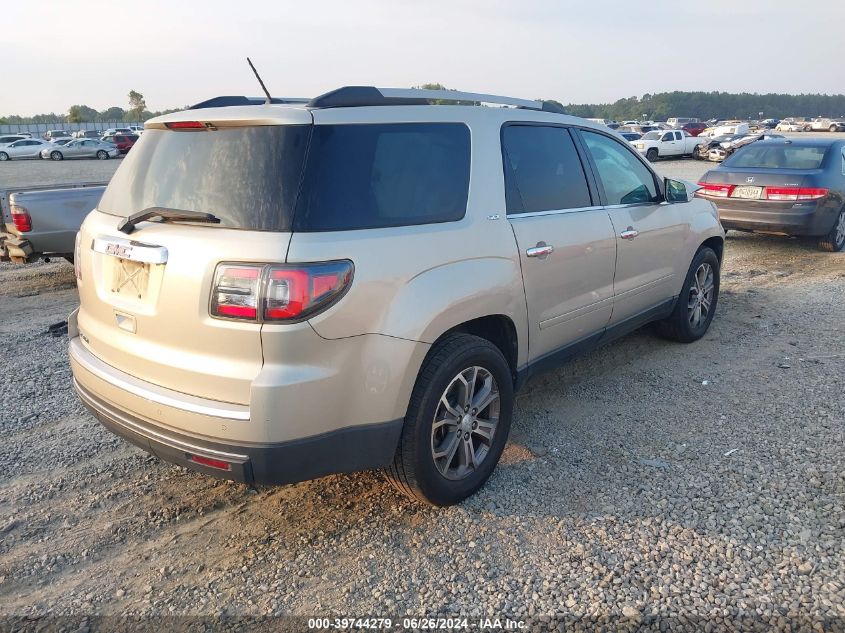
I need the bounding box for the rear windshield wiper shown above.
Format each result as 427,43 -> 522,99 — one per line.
118,207 -> 221,234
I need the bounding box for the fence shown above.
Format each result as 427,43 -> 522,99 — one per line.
0,121 -> 144,136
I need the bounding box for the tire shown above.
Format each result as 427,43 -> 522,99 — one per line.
804,125 -> 812,132
818,210 -> 845,252
0,152 -> 8,161
830,125 -> 838,133
50,151 -> 63,161
384,332 -> 514,506
655,247 -> 720,343
646,148 -> 659,162
96,150 -> 108,160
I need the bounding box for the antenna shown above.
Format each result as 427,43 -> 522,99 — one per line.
246,57 -> 272,105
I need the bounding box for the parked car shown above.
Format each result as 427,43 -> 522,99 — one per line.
681,122 -> 708,137
127,125 -> 145,135
667,117 -> 700,127
68,86 -> 724,506
101,133 -> 138,154
73,130 -> 103,139
41,138 -> 120,161
0,134 -> 28,146
50,138 -> 74,146
0,182 -> 106,263
620,132 -> 642,142
15,132 -> 33,138
43,130 -> 72,141
103,127 -> 132,136
810,118 -> 845,132
633,130 -> 708,161
0,138 -> 53,160
758,119 -> 780,129
707,133 -> 786,162
697,138 -> 845,251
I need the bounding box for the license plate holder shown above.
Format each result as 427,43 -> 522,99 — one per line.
731,185 -> 763,199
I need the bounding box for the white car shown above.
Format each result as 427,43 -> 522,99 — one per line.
0,134 -> 28,146
0,138 -> 53,160
775,121 -> 808,132
127,125 -> 145,135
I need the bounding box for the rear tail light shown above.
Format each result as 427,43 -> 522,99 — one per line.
696,182 -> 734,198
10,204 -> 32,232
210,261 -> 353,322
765,187 -> 829,201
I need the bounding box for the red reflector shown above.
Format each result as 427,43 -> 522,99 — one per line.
165,121 -> 206,129
189,455 -> 232,471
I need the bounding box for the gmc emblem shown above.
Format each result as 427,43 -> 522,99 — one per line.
105,243 -> 133,258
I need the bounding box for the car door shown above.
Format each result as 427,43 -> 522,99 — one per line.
577,129 -> 689,325
12,140 -> 38,158
503,124 -> 616,363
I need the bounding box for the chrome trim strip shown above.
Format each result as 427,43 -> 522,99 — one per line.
92,235 -> 168,264
69,337 -> 250,421
75,379 -> 248,462
507,205 -> 606,220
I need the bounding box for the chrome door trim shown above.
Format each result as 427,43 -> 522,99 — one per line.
507,205 -> 606,220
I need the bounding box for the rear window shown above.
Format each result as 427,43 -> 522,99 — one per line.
292,123 -> 470,232
98,126 -> 310,231
99,123 -> 470,233
725,144 -> 828,169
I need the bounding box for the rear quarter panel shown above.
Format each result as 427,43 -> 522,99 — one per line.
10,186 -> 105,254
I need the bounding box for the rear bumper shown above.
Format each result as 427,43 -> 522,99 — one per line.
73,368 -> 403,486
712,200 -> 838,236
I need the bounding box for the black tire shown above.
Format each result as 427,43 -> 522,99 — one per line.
0,152 -> 8,161
646,148 -> 659,162
384,333 -> 514,506
96,150 -> 108,160
818,210 -> 845,252
50,151 -> 63,161
655,247 -> 720,343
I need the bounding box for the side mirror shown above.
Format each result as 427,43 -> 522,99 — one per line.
664,178 -> 693,203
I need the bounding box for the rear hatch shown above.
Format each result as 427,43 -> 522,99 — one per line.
76,107 -> 312,405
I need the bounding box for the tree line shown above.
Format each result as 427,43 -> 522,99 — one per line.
0,90 -> 182,125
560,91 -> 845,121
4,88 -> 845,125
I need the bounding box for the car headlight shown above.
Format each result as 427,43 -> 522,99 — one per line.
635,143 -> 644,149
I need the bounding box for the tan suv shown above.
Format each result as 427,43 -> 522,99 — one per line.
69,87 -> 724,506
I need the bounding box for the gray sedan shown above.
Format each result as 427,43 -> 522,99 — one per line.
41,139 -> 120,161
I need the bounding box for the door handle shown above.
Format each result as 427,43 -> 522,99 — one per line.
526,242 -> 554,258
620,228 -> 639,240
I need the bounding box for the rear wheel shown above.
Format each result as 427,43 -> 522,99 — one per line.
646,148 -> 659,162
384,333 -> 513,506
50,151 -> 63,161
655,247 -> 720,343
96,150 -> 108,160
818,210 -> 845,252
0,152 -> 8,161
829,125 -> 838,133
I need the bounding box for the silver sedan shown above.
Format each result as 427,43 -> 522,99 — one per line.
41,139 -> 120,161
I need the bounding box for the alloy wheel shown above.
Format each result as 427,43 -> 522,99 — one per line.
430,366 -> 500,481
835,212 -> 845,248
688,262 -> 715,329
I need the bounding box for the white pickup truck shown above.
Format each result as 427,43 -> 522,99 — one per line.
631,130 -> 707,161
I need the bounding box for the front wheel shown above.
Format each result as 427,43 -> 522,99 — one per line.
50,151 -> 63,161
96,150 -> 108,160
384,333 -> 514,506
0,152 -> 8,161
646,148 -> 659,162
655,247 -> 720,343
818,210 -> 845,252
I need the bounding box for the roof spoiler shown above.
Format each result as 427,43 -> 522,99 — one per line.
306,86 -> 566,114
189,96 -> 310,110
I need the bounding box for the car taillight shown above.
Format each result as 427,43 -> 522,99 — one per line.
165,121 -> 207,130
765,187 -> 829,201
696,182 -> 734,198
210,261 -> 353,322
10,204 -> 32,232
210,264 -> 262,320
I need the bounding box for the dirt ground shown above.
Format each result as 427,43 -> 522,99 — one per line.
0,157 -> 843,630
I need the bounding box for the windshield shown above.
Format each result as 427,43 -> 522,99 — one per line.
642,132 -> 661,140
725,144 -> 828,169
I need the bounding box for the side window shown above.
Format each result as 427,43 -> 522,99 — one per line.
661,133 -> 674,142
501,125 -> 592,214
675,132 -> 683,140
581,131 -> 659,206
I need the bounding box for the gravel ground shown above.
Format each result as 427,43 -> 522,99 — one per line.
0,158 -> 843,631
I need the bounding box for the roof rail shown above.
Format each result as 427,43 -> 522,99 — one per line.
189,96 -> 310,110
307,86 -> 566,114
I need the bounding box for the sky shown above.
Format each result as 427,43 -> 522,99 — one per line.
3,0 -> 844,116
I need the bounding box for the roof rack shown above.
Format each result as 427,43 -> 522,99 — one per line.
307,86 -> 566,114
189,96 -> 310,110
